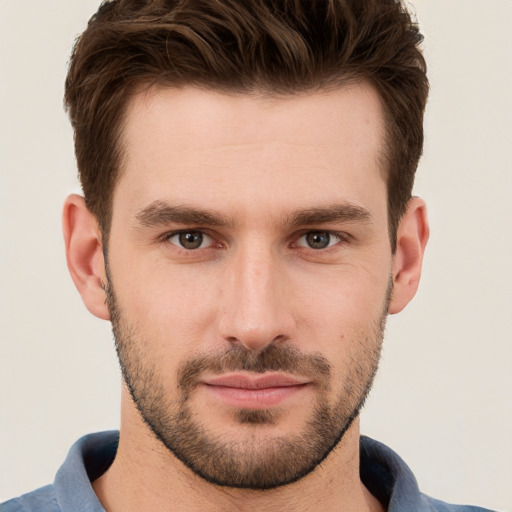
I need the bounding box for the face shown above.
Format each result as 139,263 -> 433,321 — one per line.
106,84 -> 393,489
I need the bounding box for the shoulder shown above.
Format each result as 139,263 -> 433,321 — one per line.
360,436 -> 499,512
421,494 -> 499,512
1,485 -> 59,512
1,431 -> 118,512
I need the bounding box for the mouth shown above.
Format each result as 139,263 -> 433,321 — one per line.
199,373 -> 311,409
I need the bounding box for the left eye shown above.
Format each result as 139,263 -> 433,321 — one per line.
167,231 -> 214,250
296,231 -> 341,250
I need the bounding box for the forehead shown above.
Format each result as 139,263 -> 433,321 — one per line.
115,83 -> 387,221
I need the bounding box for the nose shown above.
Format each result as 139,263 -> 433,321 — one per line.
217,243 -> 295,352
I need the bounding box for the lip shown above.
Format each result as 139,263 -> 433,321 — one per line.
203,373 -> 310,389
200,373 -> 311,409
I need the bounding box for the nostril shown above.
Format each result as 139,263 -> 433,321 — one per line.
224,334 -> 290,352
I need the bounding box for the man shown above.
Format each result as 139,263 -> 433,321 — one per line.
1,0 -> 498,511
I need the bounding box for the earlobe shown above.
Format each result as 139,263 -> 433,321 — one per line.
389,197 -> 429,314
62,194 -> 110,320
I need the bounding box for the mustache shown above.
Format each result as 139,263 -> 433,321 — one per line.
178,344 -> 331,395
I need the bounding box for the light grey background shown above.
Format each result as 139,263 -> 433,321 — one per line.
1,1 -> 511,510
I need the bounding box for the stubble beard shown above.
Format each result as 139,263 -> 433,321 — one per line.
106,278 -> 390,490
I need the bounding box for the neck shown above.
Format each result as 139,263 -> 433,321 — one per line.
93,395 -> 383,512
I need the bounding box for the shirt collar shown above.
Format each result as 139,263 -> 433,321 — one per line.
53,431 -> 425,512
54,431 -> 118,512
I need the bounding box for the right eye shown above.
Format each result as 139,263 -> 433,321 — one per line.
295,231 -> 343,250
166,231 -> 214,250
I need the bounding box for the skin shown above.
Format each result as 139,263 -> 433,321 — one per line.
63,83 -> 429,512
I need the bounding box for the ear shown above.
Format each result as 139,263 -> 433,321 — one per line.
62,194 -> 110,320
388,197 -> 429,314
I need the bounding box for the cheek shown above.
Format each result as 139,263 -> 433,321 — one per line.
113,259 -> 223,346
294,262 -> 390,321
290,265 -> 389,359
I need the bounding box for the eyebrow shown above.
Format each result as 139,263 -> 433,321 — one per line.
286,204 -> 373,227
135,200 -> 372,229
135,201 -> 234,228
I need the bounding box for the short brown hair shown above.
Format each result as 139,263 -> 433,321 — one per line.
65,0 -> 428,247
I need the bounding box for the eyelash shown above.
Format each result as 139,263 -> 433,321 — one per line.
158,230 -> 220,258
160,229 -> 351,253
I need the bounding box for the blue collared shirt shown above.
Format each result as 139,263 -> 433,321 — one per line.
2,431 -> 497,511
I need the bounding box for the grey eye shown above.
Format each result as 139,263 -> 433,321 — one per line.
168,231 -> 212,250
297,231 -> 340,250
